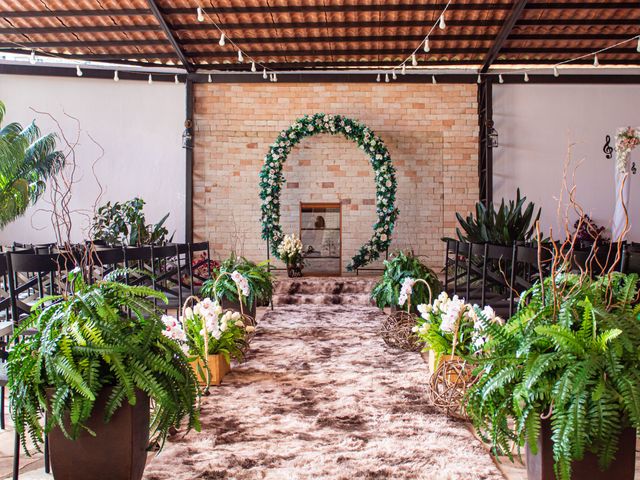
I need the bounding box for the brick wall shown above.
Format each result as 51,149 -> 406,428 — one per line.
193,82 -> 478,273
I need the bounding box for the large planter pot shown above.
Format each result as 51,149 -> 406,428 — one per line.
221,297 -> 256,320
526,418 -> 636,480
48,388 -> 150,480
190,353 -> 230,386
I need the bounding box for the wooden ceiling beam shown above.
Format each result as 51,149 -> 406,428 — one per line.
145,0 -> 193,72
481,0 -> 529,73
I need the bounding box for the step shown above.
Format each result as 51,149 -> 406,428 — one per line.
273,276 -> 379,296
273,292 -> 375,306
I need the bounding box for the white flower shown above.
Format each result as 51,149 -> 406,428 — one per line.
380,234 -> 387,241
235,320 -> 245,328
246,326 -> 256,333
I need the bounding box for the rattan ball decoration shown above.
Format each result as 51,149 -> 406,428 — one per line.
380,310 -> 422,352
428,356 -> 477,419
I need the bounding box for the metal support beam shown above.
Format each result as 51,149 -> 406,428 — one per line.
185,79 -> 194,243
145,0 -> 194,72
478,79 -> 494,206
481,0 -> 529,73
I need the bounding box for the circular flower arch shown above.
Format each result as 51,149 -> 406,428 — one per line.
259,113 -> 398,271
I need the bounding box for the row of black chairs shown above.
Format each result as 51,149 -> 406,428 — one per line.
0,241 -> 212,479
443,238 -> 640,319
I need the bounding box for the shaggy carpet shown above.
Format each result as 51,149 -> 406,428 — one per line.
144,304 -> 504,480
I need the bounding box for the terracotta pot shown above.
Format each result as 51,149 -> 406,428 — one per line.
221,297 -> 256,320
48,388 -> 149,480
526,418 -> 636,480
190,353 -> 230,386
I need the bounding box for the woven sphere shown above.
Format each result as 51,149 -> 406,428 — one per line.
380,310 -> 422,352
428,356 -> 477,420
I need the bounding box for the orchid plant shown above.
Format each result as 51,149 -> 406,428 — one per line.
277,233 -> 304,268
413,291 -> 504,365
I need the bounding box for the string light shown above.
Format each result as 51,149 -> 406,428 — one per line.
432,75 -> 437,84
29,50 -> 36,64
477,74 -> 482,84
251,61 -> 256,72
76,65 -> 83,77
411,53 -> 418,66
423,37 -> 430,53
237,50 -> 243,62
392,70 -> 397,80
439,14 -> 446,30
263,68 -> 268,79
376,73 -> 381,82
385,73 -> 390,83
113,70 -> 119,82
274,73 -> 278,82
524,72 -> 529,82
637,36 -> 640,53
498,74 -> 504,84
175,74 -> 179,84
196,7 -> 205,22
553,66 -> 560,77
148,74 -> 153,84
219,33 -> 226,46
593,54 -> 599,67
401,64 -> 406,75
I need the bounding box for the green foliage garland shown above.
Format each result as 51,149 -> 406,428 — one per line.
259,113 -> 398,271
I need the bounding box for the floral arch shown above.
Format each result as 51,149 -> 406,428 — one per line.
258,113 -> 398,271
612,126 -> 640,240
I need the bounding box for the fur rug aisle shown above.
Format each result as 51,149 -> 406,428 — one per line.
144,305 -> 504,480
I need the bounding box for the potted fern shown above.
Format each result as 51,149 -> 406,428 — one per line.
8,269 -> 200,480
465,272 -> 640,480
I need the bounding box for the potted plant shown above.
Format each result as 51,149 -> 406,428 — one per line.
278,233 -> 304,277
414,292 -> 503,373
162,297 -> 252,388
8,269 -> 200,480
201,254 -> 273,317
371,250 -> 441,313
465,272 -> 640,480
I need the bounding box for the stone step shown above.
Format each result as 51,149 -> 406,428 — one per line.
273,292 -> 375,306
273,276 -> 379,296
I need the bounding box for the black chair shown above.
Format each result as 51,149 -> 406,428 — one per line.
150,244 -> 184,309
188,241 -> 212,296
92,247 -> 125,282
621,244 -> 640,275
122,246 -> 153,286
477,243 -> 515,316
0,255 -> 13,433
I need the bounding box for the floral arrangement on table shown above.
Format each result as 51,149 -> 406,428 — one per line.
413,292 -> 504,366
277,233 -> 304,276
614,126 -> 640,174
259,113 -> 398,271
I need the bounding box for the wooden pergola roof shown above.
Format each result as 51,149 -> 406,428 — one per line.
1,0 -> 639,72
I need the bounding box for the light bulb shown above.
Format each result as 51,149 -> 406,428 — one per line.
197,7 -> 205,22
499,74 -> 504,84
593,54 -> 599,67
263,68 -> 268,79
175,74 -> 179,84
376,73 -> 381,82
237,50 -> 243,62
208,74 -> 212,83
477,74 -> 481,84
401,64 -> 406,75
423,37 -> 430,53
219,33 -> 226,46
251,61 -> 256,72
637,36 -> 640,53
439,14 -> 446,30
385,73 -> 389,83
432,75 -> 437,84
524,72 -> 529,82
148,74 -> 153,84
274,73 -> 278,82
29,50 -> 36,64
553,66 -> 559,77
76,65 -> 83,77
392,70 -> 397,80
114,70 -> 119,82
411,53 -> 418,66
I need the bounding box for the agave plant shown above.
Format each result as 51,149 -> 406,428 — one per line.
465,272 -> 640,480
0,101 -> 65,228
456,189 -> 541,245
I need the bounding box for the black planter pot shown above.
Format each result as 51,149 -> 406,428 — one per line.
48,388 -> 150,480
526,418 -> 636,480
221,297 -> 257,319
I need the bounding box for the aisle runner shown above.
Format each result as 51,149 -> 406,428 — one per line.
144,305 -> 503,480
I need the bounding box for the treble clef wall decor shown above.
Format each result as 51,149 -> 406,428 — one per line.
603,135 -> 613,159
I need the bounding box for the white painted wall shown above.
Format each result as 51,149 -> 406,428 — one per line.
493,83 -> 640,241
0,74 -> 185,244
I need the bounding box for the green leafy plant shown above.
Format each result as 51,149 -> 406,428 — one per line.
8,270 -> 200,454
371,250 -> 441,310
92,197 -> 172,246
456,189 -> 541,244
201,254 -> 273,309
465,272 -> 640,480
0,101 -> 65,228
